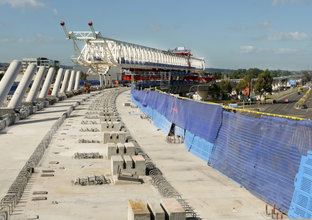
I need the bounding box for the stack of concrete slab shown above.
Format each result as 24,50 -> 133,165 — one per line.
111,155 -> 145,176
106,142 -> 135,159
128,198 -> 186,220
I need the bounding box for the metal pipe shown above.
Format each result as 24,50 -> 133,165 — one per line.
26,66 -> 47,102
67,70 -> 76,92
8,63 -> 37,109
38,67 -> 55,99
0,60 -> 21,107
74,71 -> 81,90
51,68 -> 64,96
60,69 -> 71,94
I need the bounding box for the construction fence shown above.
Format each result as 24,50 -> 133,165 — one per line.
131,86 -> 312,218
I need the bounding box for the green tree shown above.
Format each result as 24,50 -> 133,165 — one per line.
254,69 -> 273,100
220,80 -> 233,99
302,71 -> 311,84
235,79 -> 248,98
214,72 -> 222,79
208,83 -> 221,99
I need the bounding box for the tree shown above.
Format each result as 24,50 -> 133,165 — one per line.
214,72 -> 222,79
254,69 -> 273,100
235,79 -> 248,98
302,71 -> 311,84
220,80 -> 233,99
208,83 -> 221,99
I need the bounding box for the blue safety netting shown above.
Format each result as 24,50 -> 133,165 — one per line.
209,112 -> 312,214
289,151 -> 312,219
184,130 -> 214,162
132,86 -> 222,143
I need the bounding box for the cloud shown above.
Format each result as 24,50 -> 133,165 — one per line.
266,29 -> 309,41
240,45 -> 300,55
53,8 -> 59,16
271,0 -> 312,7
0,33 -> 54,43
0,0 -> 45,9
149,24 -> 161,32
228,21 -> 271,32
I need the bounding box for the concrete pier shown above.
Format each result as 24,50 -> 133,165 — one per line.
0,60 -> 21,107
74,71 -> 81,91
8,64 -> 37,109
38,67 -> 55,99
67,70 -> 76,92
51,68 -> 64,96
60,69 -> 71,94
25,67 -> 47,102
99,74 -> 103,87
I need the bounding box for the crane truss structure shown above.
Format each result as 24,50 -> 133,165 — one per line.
61,22 -> 205,75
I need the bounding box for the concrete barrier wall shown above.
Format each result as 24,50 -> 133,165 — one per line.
131,87 -> 312,215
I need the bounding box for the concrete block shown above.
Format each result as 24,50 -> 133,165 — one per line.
101,121 -> 121,132
125,142 -> 136,156
106,143 -> 117,159
128,200 -> 150,220
103,131 -> 126,144
123,102 -> 131,107
124,155 -> 133,171
111,155 -> 124,175
160,198 -> 186,220
147,199 -> 165,220
117,143 -> 125,155
0,206 -> 10,220
132,155 -> 146,176
100,116 -> 119,122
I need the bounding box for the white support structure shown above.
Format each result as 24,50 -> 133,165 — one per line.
108,74 -> 112,88
26,66 -> 47,102
99,74 -> 103,87
74,71 -> 81,90
61,22 -> 205,74
104,74 -> 107,87
0,60 -> 21,107
60,69 -> 71,94
8,63 -> 37,109
51,68 -> 64,96
38,67 -> 55,99
67,70 -> 76,92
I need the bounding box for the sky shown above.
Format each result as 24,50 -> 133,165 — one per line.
0,0 -> 312,70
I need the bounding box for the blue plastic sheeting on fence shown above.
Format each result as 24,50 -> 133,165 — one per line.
131,86 -> 222,143
288,151 -> 312,219
174,125 -> 185,138
184,130 -> 214,162
209,112 -> 312,214
152,109 -> 171,135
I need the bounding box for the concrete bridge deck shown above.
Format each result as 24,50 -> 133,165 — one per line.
0,88 -> 285,219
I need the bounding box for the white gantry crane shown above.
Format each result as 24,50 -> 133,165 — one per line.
60,21 -> 205,75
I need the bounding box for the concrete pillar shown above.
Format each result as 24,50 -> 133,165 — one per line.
103,74 -> 107,88
60,69 -> 71,94
0,60 -> 21,107
74,71 -> 81,90
66,70 -> 76,92
51,68 -> 64,96
38,67 -> 55,99
26,66 -> 47,102
99,74 -> 103,87
108,74 -> 112,87
8,63 -> 37,109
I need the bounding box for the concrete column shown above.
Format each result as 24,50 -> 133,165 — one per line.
0,60 -> 21,107
66,70 -> 76,92
109,74 -> 112,87
26,66 -> 47,102
8,64 -> 37,109
99,74 -> 103,87
51,68 -> 64,96
103,74 -> 107,88
60,69 -> 71,94
38,67 -> 55,99
74,71 -> 81,90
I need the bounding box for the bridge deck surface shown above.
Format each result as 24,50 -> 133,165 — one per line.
117,90 -> 277,220
0,94 -> 91,200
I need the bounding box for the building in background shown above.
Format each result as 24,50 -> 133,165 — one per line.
22,57 -> 60,72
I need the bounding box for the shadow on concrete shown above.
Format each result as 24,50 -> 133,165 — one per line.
34,109 -> 70,115
15,117 -> 60,125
